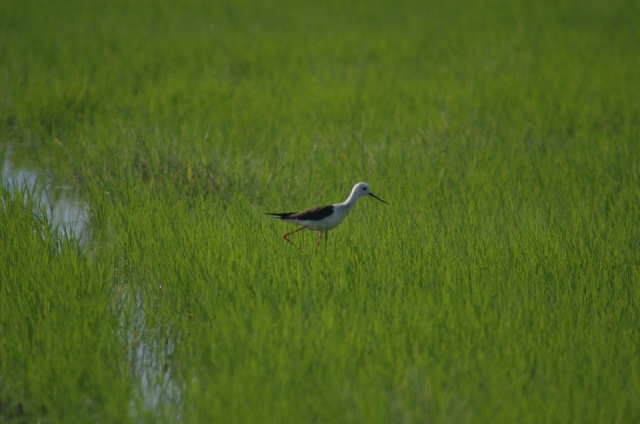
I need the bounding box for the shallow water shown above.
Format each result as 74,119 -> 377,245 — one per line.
2,147 -> 89,244
125,289 -> 183,420
3,147 -> 184,418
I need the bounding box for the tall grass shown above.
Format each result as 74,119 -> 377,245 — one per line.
2,0 -> 639,422
0,183 -> 130,421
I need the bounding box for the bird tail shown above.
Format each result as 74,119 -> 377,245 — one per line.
264,212 -> 293,219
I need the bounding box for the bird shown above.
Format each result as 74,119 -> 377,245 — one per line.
266,182 -> 388,255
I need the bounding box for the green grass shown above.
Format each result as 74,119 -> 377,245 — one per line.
2,0 -> 640,422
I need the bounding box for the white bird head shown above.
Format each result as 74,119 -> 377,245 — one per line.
347,182 -> 388,204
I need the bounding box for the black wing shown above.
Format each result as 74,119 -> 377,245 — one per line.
265,205 -> 334,221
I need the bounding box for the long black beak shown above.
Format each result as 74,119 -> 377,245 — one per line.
369,193 -> 388,204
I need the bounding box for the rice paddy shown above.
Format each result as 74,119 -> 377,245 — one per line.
1,0 -> 639,422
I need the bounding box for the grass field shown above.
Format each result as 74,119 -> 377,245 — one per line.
2,0 -> 640,422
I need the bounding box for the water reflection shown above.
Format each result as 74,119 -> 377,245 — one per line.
2,148 -> 89,244
3,147 -> 183,419
125,289 -> 183,421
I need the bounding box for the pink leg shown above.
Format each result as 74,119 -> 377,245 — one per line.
317,231 -> 323,247
283,226 -> 309,257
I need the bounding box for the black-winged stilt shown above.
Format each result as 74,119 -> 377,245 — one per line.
266,182 -> 387,255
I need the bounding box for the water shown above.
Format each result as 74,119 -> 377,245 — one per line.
3,147 -> 183,419
2,147 -> 89,244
